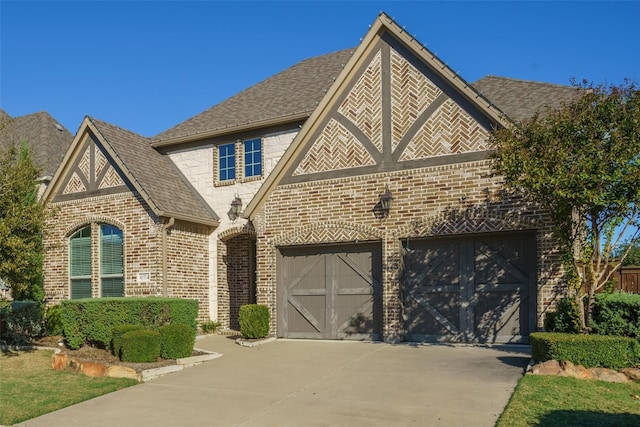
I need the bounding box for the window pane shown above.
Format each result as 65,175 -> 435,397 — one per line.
70,227 -> 91,277
101,225 -> 123,275
218,143 -> 235,181
244,138 -> 262,177
71,278 -> 92,299
101,277 -> 124,297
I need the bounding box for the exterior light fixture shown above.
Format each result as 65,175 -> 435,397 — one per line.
378,184 -> 393,217
230,194 -> 243,220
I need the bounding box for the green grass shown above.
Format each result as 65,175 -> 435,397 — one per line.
497,374 -> 640,427
0,349 -> 138,425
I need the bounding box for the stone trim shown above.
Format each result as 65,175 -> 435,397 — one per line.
218,223 -> 257,241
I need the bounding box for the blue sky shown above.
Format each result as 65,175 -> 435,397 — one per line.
1,1 -> 639,137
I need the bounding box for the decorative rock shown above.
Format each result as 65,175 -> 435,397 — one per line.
559,361 -> 592,380
79,361 -> 108,377
105,365 -> 139,380
51,353 -> 69,371
532,360 -> 562,376
589,367 -> 631,384
621,368 -> 640,381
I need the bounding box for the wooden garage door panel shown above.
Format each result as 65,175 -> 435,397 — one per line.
404,233 -> 536,343
278,243 -> 382,340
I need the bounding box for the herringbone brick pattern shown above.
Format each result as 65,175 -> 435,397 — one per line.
293,118 -> 375,175
400,99 -> 489,161
95,146 -> 108,177
78,145 -> 90,179
390,48 -> 443,152
63,172 -> 87,194
99,166 -> 125,189
338,50 -> 383,153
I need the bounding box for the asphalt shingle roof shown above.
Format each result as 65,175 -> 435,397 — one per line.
154,48 -> 355,142
0,110 -> 74,177
472,75 -> 580,122
88,117 -> 218,224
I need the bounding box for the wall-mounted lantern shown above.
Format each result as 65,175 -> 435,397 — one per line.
378,184 -> 393,218
230,194 -> 243,220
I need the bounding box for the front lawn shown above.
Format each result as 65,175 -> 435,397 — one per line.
497,374 -> 640,427
0,349 -> 138,425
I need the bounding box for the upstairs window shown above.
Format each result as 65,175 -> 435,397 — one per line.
244,138 -> 262,178
218,143 -> 236,181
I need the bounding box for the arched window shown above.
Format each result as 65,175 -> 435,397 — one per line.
70,226 -> 92,299
69,223 -> 124,299
100,224 -> 123,297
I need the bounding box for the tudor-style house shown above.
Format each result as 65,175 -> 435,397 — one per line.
42,13 -> 578,343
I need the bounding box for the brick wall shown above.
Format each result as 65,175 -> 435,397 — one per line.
216,233 -> 255,330
43,191 -> 211,322
254,160 -> 565,340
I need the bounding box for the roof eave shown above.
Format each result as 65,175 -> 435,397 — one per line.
152,112 -> 311,148
158,211 -> 219,229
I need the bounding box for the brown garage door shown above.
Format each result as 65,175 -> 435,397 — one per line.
278,243 -> 382,340
403,232 -> 536,343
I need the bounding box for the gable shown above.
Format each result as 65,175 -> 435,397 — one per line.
282,35 -> 496,185
53,131 -> 129,202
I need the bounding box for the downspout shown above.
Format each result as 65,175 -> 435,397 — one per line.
162,217 -> 175,297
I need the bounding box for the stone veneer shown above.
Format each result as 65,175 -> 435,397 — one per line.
253,160 -> 566,341
43,191 -> 211,323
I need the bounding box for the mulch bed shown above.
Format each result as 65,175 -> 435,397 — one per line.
32,335 -> 199,373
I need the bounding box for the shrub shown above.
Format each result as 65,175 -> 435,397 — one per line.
200,319 -> 221,334
111,324 -> 143,357
591,292 -> 640,338
531,332 -> 640,369
44,304 -> 63,336
61,298 -> 198,350
159,324 -> 195,359
544,297 -> 583,333
120,329 -> 161,363
0,300 -> 44,345
239,304 -> 270,339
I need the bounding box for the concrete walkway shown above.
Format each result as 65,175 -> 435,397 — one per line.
16,336 -> 529,427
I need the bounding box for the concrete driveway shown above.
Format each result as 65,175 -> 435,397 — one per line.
17,335 -> 529,427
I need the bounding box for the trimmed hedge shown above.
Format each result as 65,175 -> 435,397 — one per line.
591,293 -> 640,338
61,298 -> 198,350
120,329 -> 161,363
159,324 -> 195,359
239,304 -> 270,339
112,324 -> 143,357
543,297 -> 583,334
531,332 -> 640,369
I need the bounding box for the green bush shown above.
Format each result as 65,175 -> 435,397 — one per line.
531,332 -> 640,369
239,304 -> 270,339
44,304 -> 63,336
159,324 -> 195,359
120,329 -> 161,363
0,300 -> 44,345
200,319 -> 221,334
591,293 -> 640,338
544,297 -> 583,333
61,298 -> 198,350
111,324 -> 143,357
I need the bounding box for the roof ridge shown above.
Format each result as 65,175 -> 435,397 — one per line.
88,116 -> 149,140
478,75 -> 574,89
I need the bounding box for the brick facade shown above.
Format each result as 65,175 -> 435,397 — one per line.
254,161 -> 565,340
43,191 -> 211,323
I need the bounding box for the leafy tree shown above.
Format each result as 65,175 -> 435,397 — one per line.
0,142 -> 45,302
613,240 -> 640,266
490,79 -> 640,329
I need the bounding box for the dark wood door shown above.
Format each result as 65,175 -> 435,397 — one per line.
403,232 -> 536,343
278,243 -> 382,340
